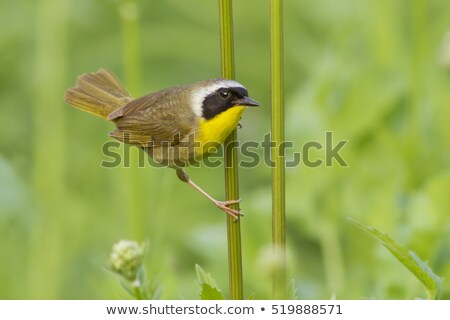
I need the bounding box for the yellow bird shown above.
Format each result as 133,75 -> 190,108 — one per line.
64,69 -> 259,219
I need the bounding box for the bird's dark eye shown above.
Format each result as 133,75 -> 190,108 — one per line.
218,89 -> 230,100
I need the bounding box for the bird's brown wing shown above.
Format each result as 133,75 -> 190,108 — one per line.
108,87 -> 196,147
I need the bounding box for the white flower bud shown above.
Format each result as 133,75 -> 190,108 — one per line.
109,240 -> 144,281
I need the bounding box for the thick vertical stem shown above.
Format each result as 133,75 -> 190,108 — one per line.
119,0 -> 146,240
29,0 -> 68,299
120,0 -> 143,95
218,0 -> 243,300
271,0 -> 286,299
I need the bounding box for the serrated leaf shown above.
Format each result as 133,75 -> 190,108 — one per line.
348,218 -> 443,299
195,264 -> 219,288
200,283 -> 225,300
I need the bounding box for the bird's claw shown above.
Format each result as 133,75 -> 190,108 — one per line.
215,199 -> 243,221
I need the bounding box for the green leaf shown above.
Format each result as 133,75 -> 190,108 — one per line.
195,264 -> 219,288
348,218 -> 443,299
195,264 -> 225,299
200,283 -> 225,300
247,292 -> 256,300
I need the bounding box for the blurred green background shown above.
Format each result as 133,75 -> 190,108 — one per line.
1,0 -> 450,299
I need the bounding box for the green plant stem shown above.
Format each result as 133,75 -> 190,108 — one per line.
120,0 -> 142,95
119,0 -> 146,240
219,0 -> 243,300
270,0 -> 286,299
29,0 -> 68,299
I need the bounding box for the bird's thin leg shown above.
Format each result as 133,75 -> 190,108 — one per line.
176,168 -> 243,220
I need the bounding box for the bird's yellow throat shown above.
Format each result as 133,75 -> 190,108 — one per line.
196,105 -> 245,152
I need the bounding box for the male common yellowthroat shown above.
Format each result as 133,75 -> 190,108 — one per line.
64,69 -> 259,219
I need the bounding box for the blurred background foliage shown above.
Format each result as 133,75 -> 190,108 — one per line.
1,0 -> 449,299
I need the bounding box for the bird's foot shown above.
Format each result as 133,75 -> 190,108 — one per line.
214,199 -> 243,221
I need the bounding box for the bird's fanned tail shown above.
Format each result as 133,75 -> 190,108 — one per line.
64,69 -> 133,119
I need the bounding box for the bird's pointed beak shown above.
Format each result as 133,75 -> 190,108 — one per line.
235,96 -> 260,107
